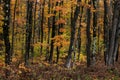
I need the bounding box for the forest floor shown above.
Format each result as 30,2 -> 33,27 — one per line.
0,54 -> 120,80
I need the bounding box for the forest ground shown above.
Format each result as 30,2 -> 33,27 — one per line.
0,54 -> 120,80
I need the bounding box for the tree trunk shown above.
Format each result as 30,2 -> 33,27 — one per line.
56,0 -> 64,63
49,2 -> 58,63
86,0 -> 91,67
114,15 -> 120,62
108,0 -> 120,66
77,0 -> 83,60
3,0 -> 11,65
40,0 -> 45,55
91,0 -> 97,65
65,0 -> 81,68
31,0 -> 37,63
11,0 -> 17,60
25,0 -> 33,66
2,0 -> 11,78
104,0 -> 110,65
37,4 -> 41,42
45,0 -> 51,61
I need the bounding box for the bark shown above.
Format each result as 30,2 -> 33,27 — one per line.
40,0 -> 45,54
115,46 -> 119,62
65,0 -> 81,68
77,0 -> 83,60
108,0 -> 120,66
56,21 -> 60,63
56,0 -> 64,63
45,0 -> 51,61
98,25 -> 100,54
11,0 -> 17,60
49,2 -> 58,62
2,0 -> 11,65
97,0 -> 100,55
2,0 -> 11,78
86,0 -> 91,67
104,0 -> 110,65
37,4 -> 41,42
31,0 -> 37,63
91,0 -> 97,65
0,33 -> 3,55
56,47 -> 60,63
25,0 -> 33,66
114,16 -> 120,62
113,7 -> 120,63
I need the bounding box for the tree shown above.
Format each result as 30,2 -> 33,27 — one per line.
2,0 -> 11,78
11,0 -> 18,60
24,0 -> 33,66
65,0 -> 81,68
31,0 -> 38,63
40,0 -> 45,54
2,0 -> 11,65
37,2 -> 41,43
104,0 -> 110,65
45,0 -> 51,61
0,32 -> 3,55
91,0 -> 97,65
107,0 -> 120,66
49,1 -> 59,62
56,0 -> 64,63
86,0 -> 91,67
77,0 -> 85,60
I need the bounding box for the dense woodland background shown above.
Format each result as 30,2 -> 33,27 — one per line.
0,0 -> 120,80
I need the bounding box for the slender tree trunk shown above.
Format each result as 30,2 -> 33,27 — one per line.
56,0 -> 64,63
115,45 -> 119,62
2,0 -> 11,78
25,0 -> 33,66
56,22 -> 60,63
86,0 -> 91,67
108,0 -> 120,66
65,0 -> 81,68
49,2 -> 58,63
91,0 -> 97,65
0,33 -> 3,55
97,0 -> 100,55
0,1 -> 3,55
40,0 -> 45,54
98,25 -> 100,54
77,0 -> 83,60
3,0 -> 11,65
114,16 -> 120,62
31,0 -> 37,63
104,0 -> 109,65
38,4 -> 41,42
45,0 -> 51,61
11,0 -> 17,60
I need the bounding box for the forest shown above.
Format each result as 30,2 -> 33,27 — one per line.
0,0 -> 120,80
